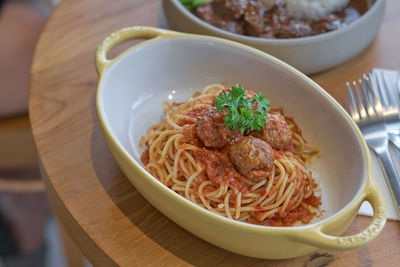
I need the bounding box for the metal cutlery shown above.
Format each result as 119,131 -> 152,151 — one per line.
347,74 -> 400,216
397,68 -> 400,96
373,72 -> 400,150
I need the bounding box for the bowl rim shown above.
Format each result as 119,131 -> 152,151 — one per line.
168,0 -> 385,45
96,29 -> 374,234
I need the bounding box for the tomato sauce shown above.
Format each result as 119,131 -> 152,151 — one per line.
141,87 -> 321,226
250,204 -> 317,227
193,148 -> 249,192
140,148 -> 150,165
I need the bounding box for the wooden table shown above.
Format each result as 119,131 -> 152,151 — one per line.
29,0 -> 400,266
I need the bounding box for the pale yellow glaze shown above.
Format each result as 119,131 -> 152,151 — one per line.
95,26 -> 386,259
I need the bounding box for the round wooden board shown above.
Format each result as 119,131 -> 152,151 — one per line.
29,0 -> 400,266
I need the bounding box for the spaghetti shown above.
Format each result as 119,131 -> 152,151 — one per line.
139,84 -> 321,226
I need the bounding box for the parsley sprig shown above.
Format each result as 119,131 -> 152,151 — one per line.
215,85 -> 270,133
179,0 -> 210,11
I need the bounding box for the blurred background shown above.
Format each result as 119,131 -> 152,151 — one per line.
0,0 -> 84,266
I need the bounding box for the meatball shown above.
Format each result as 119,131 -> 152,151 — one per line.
229,136 -> 274,179
254,113 -> 292,150
196,107 -> 243,148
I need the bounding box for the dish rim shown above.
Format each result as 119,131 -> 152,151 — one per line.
167,0 -> 384,45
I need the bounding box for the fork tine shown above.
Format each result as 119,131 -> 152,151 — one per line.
363,74 -> 383,115
374,71 -> 390,108
347,82 -> 360,121
381,72 -> 399,108
353,81 -> 368,120
359,78 -> 375,117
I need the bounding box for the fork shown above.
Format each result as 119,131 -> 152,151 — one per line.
347,75 -> 400,216
372,72 -> 400,149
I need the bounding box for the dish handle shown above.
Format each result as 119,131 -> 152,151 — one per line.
293,185 -> 386,250
96,26 -> 177,74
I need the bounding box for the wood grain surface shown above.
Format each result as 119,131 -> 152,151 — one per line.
29,0 -> 400,266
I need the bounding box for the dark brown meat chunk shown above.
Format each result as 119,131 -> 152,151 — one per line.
196,107 -> 243,148
311,7 -> 360,35
229,136 -> 274,179
254,113 -> 292,150
243,0 -> 270,36
212,0 -> 248,19
265,0 -> 289,26
311,14 -> 342,35
277,21 -> 311,38
196,2 -> 245,34
195,0 -> 363,39
214,18 -> 245,34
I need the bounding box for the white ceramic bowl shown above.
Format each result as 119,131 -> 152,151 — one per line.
162,0 -> 385,75
95,26 -> 386,259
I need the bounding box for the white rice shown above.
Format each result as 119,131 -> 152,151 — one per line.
260,0 -> 351,21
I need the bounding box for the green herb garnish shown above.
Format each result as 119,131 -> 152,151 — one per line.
215,84 -> 270,133
179,0 -> 211,11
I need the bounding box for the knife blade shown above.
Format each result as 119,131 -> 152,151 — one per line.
397,68 -> 400,95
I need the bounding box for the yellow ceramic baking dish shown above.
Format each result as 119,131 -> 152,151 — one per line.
95,26 -> 386,259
